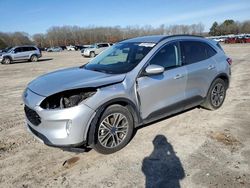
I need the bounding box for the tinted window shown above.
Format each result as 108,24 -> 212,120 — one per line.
149,42 -> 180,69
98,44 -> 109,48
30,47 -> 36,51
181,41 -> 217,65
24,47 -> 31,51
14,47 -> 23,53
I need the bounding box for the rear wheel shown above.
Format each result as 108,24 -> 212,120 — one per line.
91,105 -> 134,154
90,51 -> 95,58
201,78 -> 226,110
2,57 -> 11,64
30,55 -> 38,62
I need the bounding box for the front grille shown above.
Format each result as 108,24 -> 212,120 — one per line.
24,106 -> 41,126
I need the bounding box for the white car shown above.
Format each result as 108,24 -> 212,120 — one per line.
66,45 -> 76,51
82,43 -> 111,57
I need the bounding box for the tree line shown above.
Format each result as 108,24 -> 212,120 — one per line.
32,23 -> 205,48
0,23 -> 204,48
209,20 -> 250,36
0,32 -> 31,49
0,20 -> 250,49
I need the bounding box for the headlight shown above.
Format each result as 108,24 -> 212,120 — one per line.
40,88 -> 96,109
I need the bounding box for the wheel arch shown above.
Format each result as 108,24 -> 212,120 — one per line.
29,53 -> 38,59
86,98 -> 141,146
213,73 -> 230,89
3,55 -> 13,61
205,73 -> 229,97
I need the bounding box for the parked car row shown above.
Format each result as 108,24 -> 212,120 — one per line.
224,36 -> 250,44
208,34 -> 250,44
0,45 -> 42,64
42,45 -> 92,52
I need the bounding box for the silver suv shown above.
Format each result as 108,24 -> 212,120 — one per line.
23,35 -> 231,154
82,43 -> 111,57
0,45 -> 41,64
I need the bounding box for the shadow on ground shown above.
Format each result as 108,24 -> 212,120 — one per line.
38,58 -> 53,62
142,135 -> 185,188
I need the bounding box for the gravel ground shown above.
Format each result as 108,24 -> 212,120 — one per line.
0,44 -> 250,188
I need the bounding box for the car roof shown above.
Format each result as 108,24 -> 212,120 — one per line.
14,45 -> 37,48
120,35 -> 204,44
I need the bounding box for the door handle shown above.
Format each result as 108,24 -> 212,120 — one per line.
208,65 -> 215,70
174,74 -> 184,79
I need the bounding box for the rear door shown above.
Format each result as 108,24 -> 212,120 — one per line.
137,41 -> 187,121
22,47 -> 33,59
180,40 -> 218,105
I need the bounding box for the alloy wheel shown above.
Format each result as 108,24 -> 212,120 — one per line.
211,83 -> 225,107
98,113 -> 129,149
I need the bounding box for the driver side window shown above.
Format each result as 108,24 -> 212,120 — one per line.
149,42 -> 181,69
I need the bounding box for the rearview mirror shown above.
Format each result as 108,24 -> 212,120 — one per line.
145,64 -> 164,75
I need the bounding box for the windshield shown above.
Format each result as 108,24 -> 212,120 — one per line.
6,47 -> 13,53
84,42 -> 155,74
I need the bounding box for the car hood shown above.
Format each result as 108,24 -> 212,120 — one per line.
28,67 -> 126,97
0,52 -> 6,56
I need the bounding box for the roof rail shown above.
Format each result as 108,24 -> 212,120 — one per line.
158,34 -> 204,43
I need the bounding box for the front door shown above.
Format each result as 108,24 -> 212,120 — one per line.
137,42 -> 187,121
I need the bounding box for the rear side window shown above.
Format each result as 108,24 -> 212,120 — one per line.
181,41 -> 217,65
149,42 -> 180,69
30,47 -> 37,51
23,47 -> 30,51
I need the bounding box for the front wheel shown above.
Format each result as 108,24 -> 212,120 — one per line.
2,57 -> 11,64
90,52 -> 95,58
201,78 -> 226,110
91,105 -> 134,154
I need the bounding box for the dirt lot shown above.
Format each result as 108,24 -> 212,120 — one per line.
0,44 -> 250,188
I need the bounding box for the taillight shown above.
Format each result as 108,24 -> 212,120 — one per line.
227,58 -> 232,65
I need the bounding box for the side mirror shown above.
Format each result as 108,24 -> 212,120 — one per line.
144,64 -> 164,75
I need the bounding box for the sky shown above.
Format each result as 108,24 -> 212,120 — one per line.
0,0 -> 250,35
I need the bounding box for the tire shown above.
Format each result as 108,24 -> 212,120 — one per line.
90,51 -> 95,58
2,57 -> 11,64
201,78 -> 226,110
30,55 -> 38,62
91,104 -> 134,154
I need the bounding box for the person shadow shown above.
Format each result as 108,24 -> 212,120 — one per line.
142,135 -> 185,188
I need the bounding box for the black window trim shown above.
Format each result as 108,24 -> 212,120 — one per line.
143,40 -> 183,72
